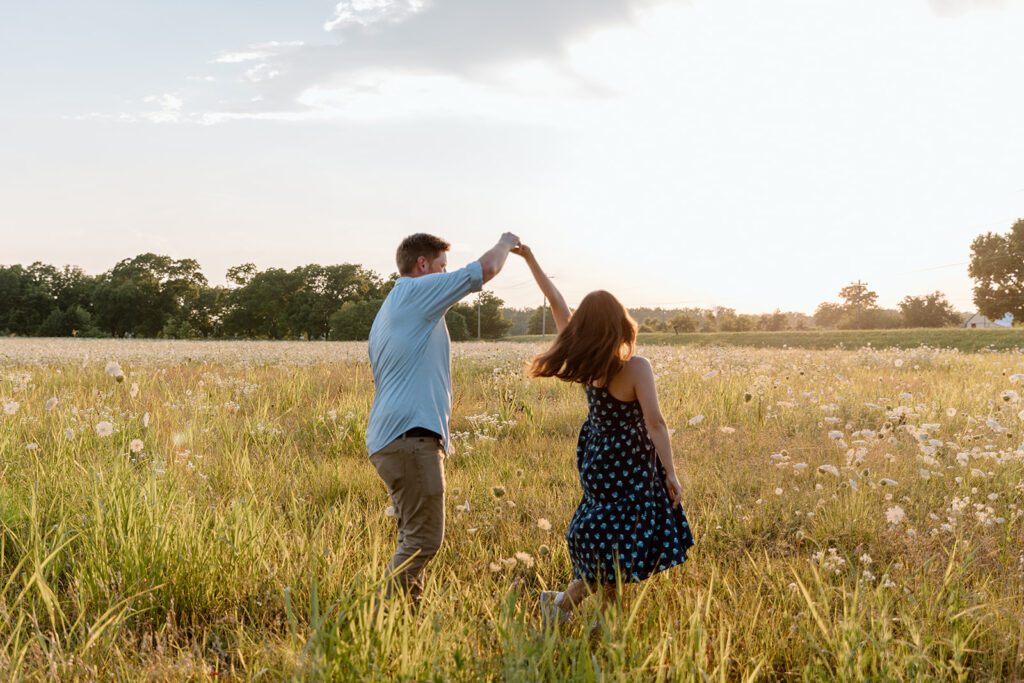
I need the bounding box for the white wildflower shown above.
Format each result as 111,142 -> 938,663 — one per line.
514,551 -> 535,568
885,505 -> 906,525
818,464 -> 840,477
104,361 -> 125,382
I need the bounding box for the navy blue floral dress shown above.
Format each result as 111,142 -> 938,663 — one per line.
566,385 -> 694,584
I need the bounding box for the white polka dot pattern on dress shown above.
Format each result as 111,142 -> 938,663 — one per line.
565,385 -> 694,584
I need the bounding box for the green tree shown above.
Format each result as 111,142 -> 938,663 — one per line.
813,302 -> 844,328
446,308 -> 471,341
461,291 -> 511,339
528,306 -> 556,335
0,265 -> 55,334
815,281 -> 885,329
92,254 -> 208,337
329,300 -> 384,340
758,309 -> 788,331
899,291 -> 961,328
669,313 -> 696,334
221,267 -> 300,339
642,317 -> 666,333
501,307 -> 533,336
288,264 -> 385,340
969,218 -> 1024,322
837,281 -> 878,328
37,305 -> 104,337
222,263 -> 385,340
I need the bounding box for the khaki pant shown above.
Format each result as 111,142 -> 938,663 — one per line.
370,436 -> 446,602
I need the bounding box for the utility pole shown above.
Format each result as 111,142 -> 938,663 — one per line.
477,296 -> 481,340
540,275 -> 557,336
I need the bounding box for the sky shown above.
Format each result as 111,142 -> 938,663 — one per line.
2,0 -> 1023,313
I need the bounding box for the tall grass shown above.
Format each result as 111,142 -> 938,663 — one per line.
0,339 -> 1021,679
511,328 -> 1024,352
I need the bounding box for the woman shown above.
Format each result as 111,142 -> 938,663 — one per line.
513,244 -> 694,626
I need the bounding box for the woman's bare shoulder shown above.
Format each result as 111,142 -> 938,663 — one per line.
625,355 -> 652,373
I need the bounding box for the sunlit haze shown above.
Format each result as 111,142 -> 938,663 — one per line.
2,0 -> 1022,312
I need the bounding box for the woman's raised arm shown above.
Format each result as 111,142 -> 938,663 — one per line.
513,244 -> 571,333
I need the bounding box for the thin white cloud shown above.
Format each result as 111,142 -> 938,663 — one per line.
324,0 -> 429,30
244,63 -> 281,83
210,41 -> 304,65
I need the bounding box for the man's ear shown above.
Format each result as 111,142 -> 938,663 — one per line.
416,255 -> 427,273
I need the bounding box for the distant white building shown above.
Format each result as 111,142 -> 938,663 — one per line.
964,312 -> 1014,328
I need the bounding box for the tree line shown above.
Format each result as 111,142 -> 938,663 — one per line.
2,220 -> 1020,339
0,254 -> 515,341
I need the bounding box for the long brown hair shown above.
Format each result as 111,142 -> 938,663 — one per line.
530,290 -> 638,386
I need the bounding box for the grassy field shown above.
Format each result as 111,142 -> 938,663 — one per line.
1,338 -> 1023,680
511,327 -> 1024,352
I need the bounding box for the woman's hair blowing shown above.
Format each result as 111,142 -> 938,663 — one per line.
529,290 -> 637,386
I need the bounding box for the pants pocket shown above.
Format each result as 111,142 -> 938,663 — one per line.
371,446 -> 405,493
414,443 -> 445,497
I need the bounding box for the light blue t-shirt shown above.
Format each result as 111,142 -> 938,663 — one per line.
365,261 -> 484,455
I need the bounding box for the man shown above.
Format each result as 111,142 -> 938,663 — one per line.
366,231 -> 520,603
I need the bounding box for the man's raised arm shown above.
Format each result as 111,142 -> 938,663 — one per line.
477,232 -> 521,283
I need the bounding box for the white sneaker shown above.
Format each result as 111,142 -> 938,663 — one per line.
540,591 -> 572,629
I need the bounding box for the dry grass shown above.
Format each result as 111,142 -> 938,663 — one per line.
0,339 -> 1022,680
